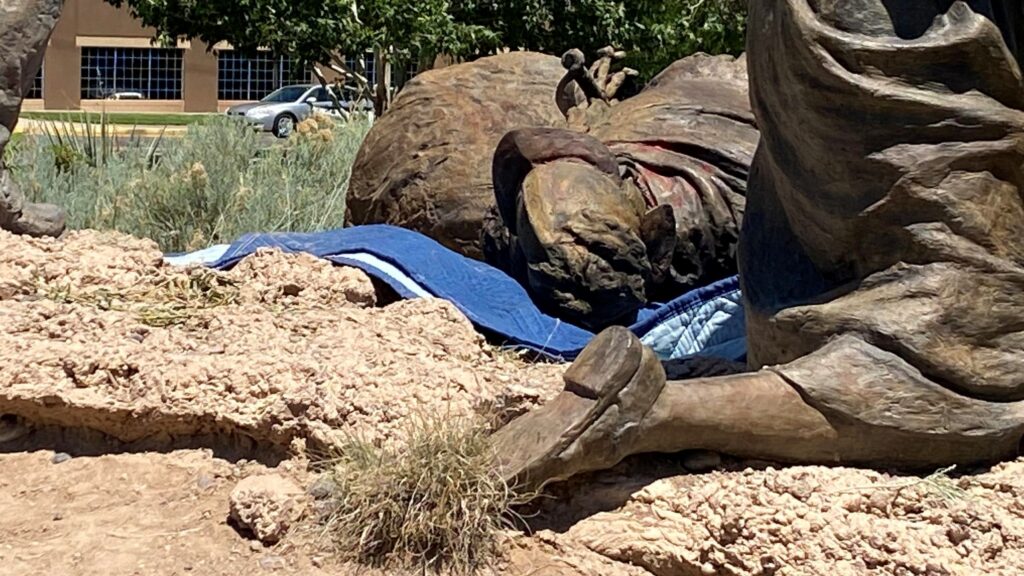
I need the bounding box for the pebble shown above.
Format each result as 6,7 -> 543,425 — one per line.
258,556 -> 286,571
196,474 -> 216,490
51,452 -> 72,464
307,476 -> 334,500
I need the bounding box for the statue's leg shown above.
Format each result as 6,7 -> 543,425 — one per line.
493,327 -> 840,491
494,0 -> 1024,492
495,327 -> 1024,492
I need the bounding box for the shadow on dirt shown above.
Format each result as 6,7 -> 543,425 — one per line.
518,453 -> 694,534
0,413 -> 290,466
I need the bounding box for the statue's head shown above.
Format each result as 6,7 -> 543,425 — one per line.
488,128 -> 676,330
483,49 -> 756,331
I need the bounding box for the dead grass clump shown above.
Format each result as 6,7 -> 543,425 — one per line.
317,414 -> 518,574
42,267 -> 239,327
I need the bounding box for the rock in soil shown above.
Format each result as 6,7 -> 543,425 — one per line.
229,474 -> 306,545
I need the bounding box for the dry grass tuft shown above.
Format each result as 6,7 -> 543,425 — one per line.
315,414 -> 524,574
41,267 -> 239,327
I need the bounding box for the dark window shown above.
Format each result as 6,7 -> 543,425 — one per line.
26,64 -> 43,99
80,47 -> 183,100
344,52 -> 377,87
260,86 -> 309,103
216,51 -> 308,101
394,58 -> 421,90
312,87 -> 335,102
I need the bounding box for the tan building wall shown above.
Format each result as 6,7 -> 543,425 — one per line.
29,0 -> 284,113
24,0 -> 437,113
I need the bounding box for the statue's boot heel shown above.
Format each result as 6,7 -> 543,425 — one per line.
491,326 -> 665,492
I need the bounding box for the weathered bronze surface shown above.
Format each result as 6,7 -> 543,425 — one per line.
345,52 -> 574,259
484,126 -> 667,330
493,0 -> 1024,492
0,0 -> 66,237
349,49 -> 756,329
486,52 -> 756,328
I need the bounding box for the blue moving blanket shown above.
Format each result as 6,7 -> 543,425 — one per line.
164,225 -> 746,362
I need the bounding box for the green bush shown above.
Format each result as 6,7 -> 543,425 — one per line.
8,113 -> 371,253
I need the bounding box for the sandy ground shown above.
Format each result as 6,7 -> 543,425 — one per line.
2,229 -> 1024,576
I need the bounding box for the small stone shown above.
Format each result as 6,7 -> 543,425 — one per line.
307,476 -> 334,500
683,450 -> 722,473
230,475 -> 307,545
701,562 -> 717,575
52,512 -> 64,521
310,556 -> 324,568
760,555 -> 780,575
196,474 -> 216,490
249,541 -> 263,552
51,452 -> 72,464
258,556 -> 286,571
947,525 -> 971,546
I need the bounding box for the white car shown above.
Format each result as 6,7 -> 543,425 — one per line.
225,84 -> 373,138
106,91 -> 145,100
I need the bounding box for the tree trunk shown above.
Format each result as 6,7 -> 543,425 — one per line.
373,47 -> 394,117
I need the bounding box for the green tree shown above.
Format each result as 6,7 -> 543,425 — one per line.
452,0 -> 747,79
104,0 -> 747,114
106,0 -> 499,114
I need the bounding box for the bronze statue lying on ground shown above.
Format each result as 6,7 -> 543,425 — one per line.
1,0 -> 66,238
492,0 -> 1024,491
482,51 -> 755,329
346,52 -> 575,260
349,49 -> 757,330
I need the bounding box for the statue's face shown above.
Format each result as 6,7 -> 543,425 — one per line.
513,160 -> 675,330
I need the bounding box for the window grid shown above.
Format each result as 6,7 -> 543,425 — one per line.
80,47 -> 183,100
396,58 -> 420,89
344,53 -> 377,88
217,51 -> 308,101
26,64 -> 43,99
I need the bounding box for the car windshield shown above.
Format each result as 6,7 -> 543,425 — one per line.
260,86 -> 309,103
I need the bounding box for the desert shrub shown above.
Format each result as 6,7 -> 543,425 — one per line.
315,414 -> 521,574
8,112 -> 371,253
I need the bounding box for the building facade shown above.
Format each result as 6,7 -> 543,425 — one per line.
25,0 -> 390,113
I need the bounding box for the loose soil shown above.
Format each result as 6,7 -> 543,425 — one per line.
2,230 -> 1023,575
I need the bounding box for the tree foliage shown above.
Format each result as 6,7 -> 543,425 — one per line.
105,0 -> 499,113
453,0 -> 747,79
104,0 -> 747,112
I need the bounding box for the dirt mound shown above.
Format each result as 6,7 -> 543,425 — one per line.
508,456 -> 1024,576
0,229 -> 564,457
2,230 -> 1024,576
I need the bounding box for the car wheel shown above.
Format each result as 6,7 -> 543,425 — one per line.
272,114 -> 296,138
